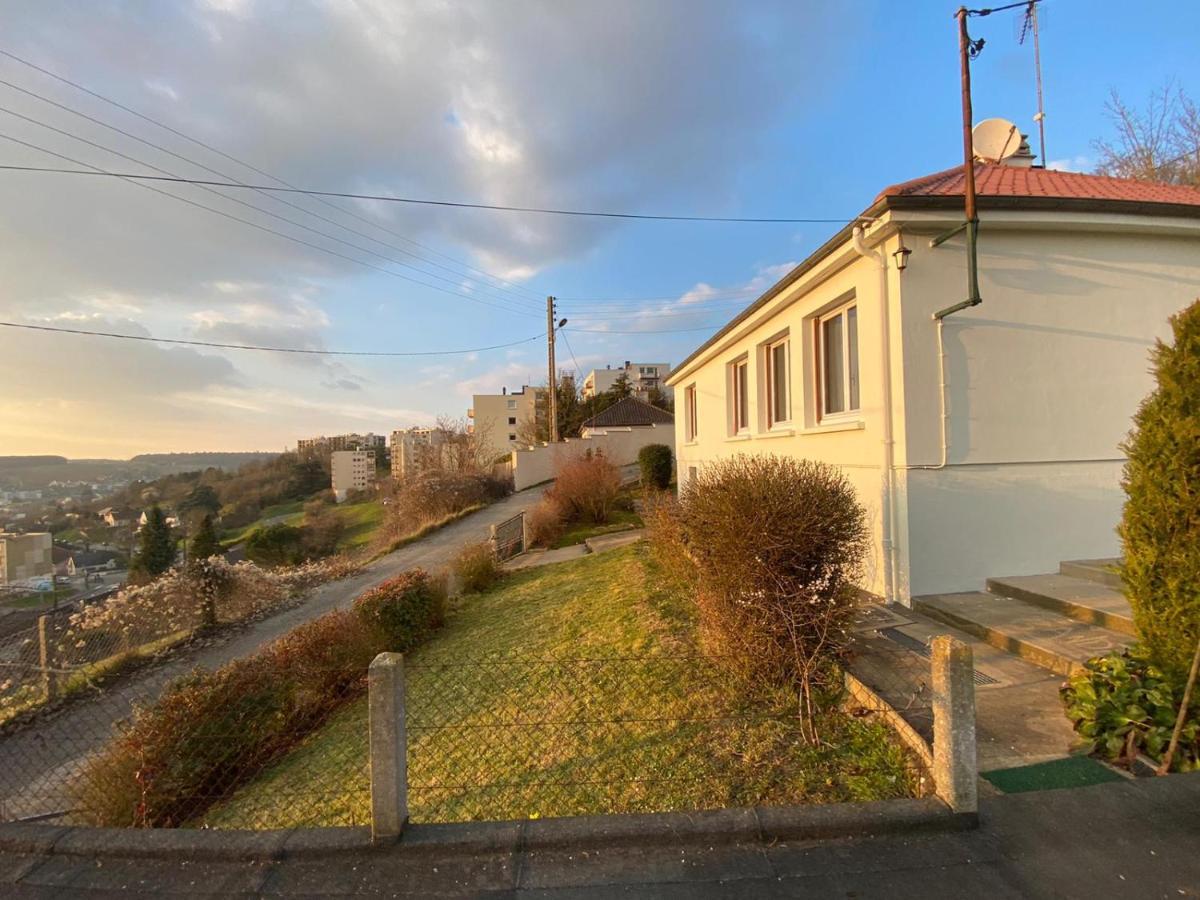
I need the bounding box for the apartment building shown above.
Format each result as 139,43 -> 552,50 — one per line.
468,386 -> 545,461
331,449 -> 377,502
582,362 -> 672,402
0,532 -> 53,585
297,432 -> 386,457
389,427 -> 450,480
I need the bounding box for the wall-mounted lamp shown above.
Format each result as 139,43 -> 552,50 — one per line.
893,243 -> 912,272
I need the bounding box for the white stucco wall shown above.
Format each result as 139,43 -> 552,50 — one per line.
669,207 -> 1200,602
894,217 -> 1200,595
512,425 -> 675,491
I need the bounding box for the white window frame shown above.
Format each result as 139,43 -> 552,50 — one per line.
728,356 -> 750,435
765,335 -> 791,429
684,383 -> 699,442
816,302 -> 860,420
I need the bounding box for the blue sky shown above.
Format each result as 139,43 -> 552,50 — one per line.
0,0 -> 1196,456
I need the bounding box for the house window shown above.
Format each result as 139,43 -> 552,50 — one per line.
817,304 -> 859,417
506,399 -> 517,410
508,417 -> 517,425
765,336 -> 790,427
728,357 -> 749,434
684,384 -> 698,442
508,433 -> 517,441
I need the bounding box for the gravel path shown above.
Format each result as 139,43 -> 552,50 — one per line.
0,483 -> 551,822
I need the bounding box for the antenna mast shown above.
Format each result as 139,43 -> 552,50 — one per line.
1021,0 -> 1047,165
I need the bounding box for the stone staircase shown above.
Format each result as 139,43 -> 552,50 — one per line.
913,559 -> 1132,677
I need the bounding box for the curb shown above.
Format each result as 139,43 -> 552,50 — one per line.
0,797 -> 974,862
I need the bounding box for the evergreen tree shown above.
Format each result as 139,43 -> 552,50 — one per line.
179,484 -> 220,517
1119,299 -> 1200,678
190,513 -> 222,562
132,505 -> 175,580
610,372 -> 634,399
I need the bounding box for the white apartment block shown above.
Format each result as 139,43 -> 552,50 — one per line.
0,532 -> 53,585
390,427 -> 451,480
331,450 -> 376,502
582,361 -> 672,401
468,386 -> 545,461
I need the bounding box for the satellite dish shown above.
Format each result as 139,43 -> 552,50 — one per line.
972,118 -> 1022,163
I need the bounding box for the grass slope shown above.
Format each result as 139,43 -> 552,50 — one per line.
204,545 -> 918,828
331,499 -> 384,551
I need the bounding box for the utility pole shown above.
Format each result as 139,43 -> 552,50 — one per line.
547,296 -> 558,443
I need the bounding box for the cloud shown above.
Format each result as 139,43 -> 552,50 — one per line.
1047,155 -> 1093,173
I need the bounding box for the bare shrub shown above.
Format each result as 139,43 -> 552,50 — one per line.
525,497 -> 566,547
547,453 -> 622,524
676,455 -> 868,741
453,542 -> 503,593
642,490 -> 695,593
383,470 -> 510,545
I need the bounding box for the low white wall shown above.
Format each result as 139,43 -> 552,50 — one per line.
512,425 -> 675,492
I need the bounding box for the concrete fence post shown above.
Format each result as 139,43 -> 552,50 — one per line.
931,635 -> 978,814
37,615 -> 57,703
368,652 -> 408,843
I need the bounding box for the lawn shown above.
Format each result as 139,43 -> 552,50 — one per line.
330,499 -> 384,551
220,500 -> 306,546
549,506 -> 642,549
203,545 -> 919,829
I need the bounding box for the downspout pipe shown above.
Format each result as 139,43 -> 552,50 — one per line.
918,274 -> 984,472
852,225 -> 899,606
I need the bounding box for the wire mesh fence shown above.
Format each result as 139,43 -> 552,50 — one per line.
0,558 -> 345,730
488,512 -> 525,561
0,598 -> 947,831
404,652 -> 928,824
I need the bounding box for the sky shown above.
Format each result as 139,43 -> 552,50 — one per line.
0,0 -> 1197,458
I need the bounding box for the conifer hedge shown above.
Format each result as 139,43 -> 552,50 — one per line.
1119,299 -> 1200,678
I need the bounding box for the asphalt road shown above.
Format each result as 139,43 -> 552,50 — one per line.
0,483 -> 551,822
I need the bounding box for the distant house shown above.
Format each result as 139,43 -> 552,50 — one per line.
468,385 -> 548,461
54,545 -> 121,577
136,510 -> 180,531
97,507 -> 124,527
581,397 -> 675,436
666,155 -> 1200,603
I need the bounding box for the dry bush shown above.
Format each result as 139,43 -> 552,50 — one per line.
525,497 -> 566,547
76,567 -> 443,827
453,542 -> 503,593
676,455 -> 868,741
547,452 -> 622,524
384,470 -> 510,543
642,490 -> 695,593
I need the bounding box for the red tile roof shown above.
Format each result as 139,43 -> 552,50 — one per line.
877,163 -> 1200,208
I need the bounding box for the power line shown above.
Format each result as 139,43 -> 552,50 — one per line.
0,131 -> 540,318
0,46 -> 546,304
0,164 -> 857,224
568,323 -> 725,335
0,320 -> 544,357
559,326 -> 584,382
0,77 -> 542,312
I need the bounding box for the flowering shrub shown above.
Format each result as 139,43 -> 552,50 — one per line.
77,567 -> 444,827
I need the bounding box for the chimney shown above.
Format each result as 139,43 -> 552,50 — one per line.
502,386 -> 507,395
624,360 -> 631,368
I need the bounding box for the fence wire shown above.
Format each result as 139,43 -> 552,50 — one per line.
405,652 -> 928,824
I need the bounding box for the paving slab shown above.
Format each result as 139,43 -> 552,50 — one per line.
986,573 -> 1134,635
582,529 -> 645,554
913,591 -> 1129,676
850,610 -> 1080,772
1058,557 -> 1123,590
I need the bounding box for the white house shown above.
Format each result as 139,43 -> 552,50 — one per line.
666,160 -> 1200,604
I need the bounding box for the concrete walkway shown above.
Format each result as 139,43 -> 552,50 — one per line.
0,483 -> 554,822
0,771 -> 1195,896
503,528 -> 646,572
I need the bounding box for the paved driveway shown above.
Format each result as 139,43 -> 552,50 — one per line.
0,483 -> 552,822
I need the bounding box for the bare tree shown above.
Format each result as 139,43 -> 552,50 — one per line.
1093,84 -> 1200,186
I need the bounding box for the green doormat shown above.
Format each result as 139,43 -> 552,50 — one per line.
982,756 -> 1125,794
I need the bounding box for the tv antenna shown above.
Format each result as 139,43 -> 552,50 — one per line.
1019,0 -> 1047,164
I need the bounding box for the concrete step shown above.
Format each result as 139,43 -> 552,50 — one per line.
986,573 -> 1135,637
1058,558 -> 1122,590
912,591 -> 1130,677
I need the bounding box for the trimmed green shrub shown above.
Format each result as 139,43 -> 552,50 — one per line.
1062,646 -> 1198,772
638,443 -> 673,490
245,523 -> 303,566
1119,299 -> 1200,678
453,542 -> 503,593
353,568 -> 446,649
76,567 -> 444,827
